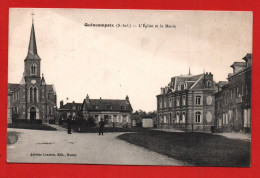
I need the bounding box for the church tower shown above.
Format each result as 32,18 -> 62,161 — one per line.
8,13 -> 57,124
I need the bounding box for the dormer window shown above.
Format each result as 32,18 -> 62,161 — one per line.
107,105 -> 112,110
184,83 -> 188,89
30,64 -> 37,75
94,105 -> 99,110
207,80 -> 212,88
121,105 -> 126,110
178,84 -> 181,90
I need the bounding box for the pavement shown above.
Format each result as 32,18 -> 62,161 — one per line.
7,128 -> 185,166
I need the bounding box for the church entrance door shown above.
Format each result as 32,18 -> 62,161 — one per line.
30,107 -> 36,120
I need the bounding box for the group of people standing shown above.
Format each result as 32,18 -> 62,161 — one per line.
67,117 -> 105,135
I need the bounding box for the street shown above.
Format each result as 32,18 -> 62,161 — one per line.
7,128 -> 185,166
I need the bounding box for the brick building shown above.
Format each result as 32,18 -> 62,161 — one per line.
7,19 -> 57,124
82,95 -> 133,127
214,53 -> 252,132
156,71 -> 217,131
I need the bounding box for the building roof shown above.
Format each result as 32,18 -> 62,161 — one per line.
230,62 -> 246,68
83,98 -> 133,112
60,102 -> 82,110
25,22 -> 40,60
169,73 -> 204,91
8,83 -> 20,92
46,85 -> 55,93
243,53 -> 252,61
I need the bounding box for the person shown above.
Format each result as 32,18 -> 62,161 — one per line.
99,118 -> 105,135
67,115 -> 72,134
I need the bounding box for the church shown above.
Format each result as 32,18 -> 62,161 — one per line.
7,18 -> 57,124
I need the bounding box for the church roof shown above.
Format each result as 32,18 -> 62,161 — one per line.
46,85 -> 55,93
8,83 -> 20,92
83,98 -> 133,112
25,22 -> 41,60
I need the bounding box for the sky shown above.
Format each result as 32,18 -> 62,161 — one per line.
8,8 -> 252,112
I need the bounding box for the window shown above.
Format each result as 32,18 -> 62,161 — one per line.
113,115 -> 117,122
176,97 -> 180,106
207,80 -> 212,88
184,83 -> 188,89
241,85 -> 244,96
195,112 -> 201,123
230,89 -> 233,99
34,87 -> 37,102
176,113 -> 179,123
123,116 -> 127,122
121,105 -> 126,110
49,107 -> 52,115
94,105 -> 99,109
30,64 -> 37,75
169,98 -> 172,107
236,87 -> 239,97
29,87 -> 38,103
107,105 -> 112,110
245,84 -> 248,95
195,96 -> 201,105
182,112 -> 186,123
182,96 -> 186,105
178,84 -> 181,90
159,100 -> 162,109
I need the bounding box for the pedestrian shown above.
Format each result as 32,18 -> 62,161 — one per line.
67,115 -> 72,134
99,118 -> 105,135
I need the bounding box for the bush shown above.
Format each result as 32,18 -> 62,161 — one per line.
49,119 -> 55,124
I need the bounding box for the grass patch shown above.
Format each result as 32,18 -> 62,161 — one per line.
7,132 -> 19,145
8,123 -> 57,131
118,130 -> 251,167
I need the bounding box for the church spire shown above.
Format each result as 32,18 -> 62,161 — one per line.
25,12 -> 40,60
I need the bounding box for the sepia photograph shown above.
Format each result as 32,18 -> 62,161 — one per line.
7,8 -> 252,167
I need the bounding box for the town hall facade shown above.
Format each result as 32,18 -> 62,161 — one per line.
8,19 -> 57,124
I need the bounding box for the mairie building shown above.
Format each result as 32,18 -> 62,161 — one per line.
156,71 -> 217,131
7,19 -> 57,124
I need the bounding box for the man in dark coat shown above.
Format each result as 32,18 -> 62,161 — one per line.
67,115 -> 72,134
99,118 -> 105,135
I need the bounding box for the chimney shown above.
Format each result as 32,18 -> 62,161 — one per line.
100,97 -> 102,100
86,94 -> 90,103
126,95 -> 129,103
60,100 -> 64,108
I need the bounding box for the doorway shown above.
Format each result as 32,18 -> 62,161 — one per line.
30,107 -> 36,120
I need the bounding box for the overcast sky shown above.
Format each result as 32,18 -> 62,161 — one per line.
8,8 -> 252,112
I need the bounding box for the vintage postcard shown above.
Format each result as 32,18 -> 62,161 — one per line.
7,8 -> 252,166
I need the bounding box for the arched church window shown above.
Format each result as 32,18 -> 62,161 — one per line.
30,64 -> 37,75
33,87 -> 37,103
30,87 -> 33,103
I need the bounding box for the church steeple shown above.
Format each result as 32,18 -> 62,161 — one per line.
25,14 -> 40,61
24,13 -> 41,78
